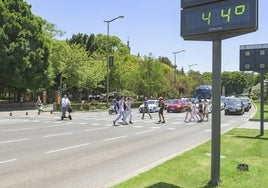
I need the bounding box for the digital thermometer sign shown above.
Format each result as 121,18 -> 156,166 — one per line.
181,0 -> 258,40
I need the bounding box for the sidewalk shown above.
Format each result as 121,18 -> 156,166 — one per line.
238,119 -> 268,130
0,103 -> 54,117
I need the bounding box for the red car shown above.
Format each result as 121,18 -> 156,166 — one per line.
166,99 -> 188,113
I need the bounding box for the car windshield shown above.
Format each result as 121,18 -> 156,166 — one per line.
241,98 -> 249,103
227,100 -> 242,107
172,100 -> 182,104
165,100 -> 173,104
147,100 -> 156,104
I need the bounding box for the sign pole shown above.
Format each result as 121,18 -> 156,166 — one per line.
260,72 -> 264,136
209,40 -> 222,186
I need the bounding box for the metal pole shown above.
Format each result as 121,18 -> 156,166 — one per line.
104,16 -> 124,108
106,22 -> 110,108
260,72 -> 264,136
209,40 -> 222,186
172,50 -> 185,89
173,53 -> 177,88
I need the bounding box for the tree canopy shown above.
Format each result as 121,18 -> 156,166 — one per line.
0,0 -> 52,98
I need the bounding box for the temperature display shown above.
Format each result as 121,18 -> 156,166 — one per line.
181,0 -> 258,40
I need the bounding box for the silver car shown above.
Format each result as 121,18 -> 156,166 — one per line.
139,100 -> 160,113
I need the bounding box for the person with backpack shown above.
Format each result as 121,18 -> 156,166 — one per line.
141,97 -> 152,119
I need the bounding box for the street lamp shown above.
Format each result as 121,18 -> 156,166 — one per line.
104,16 -> 124,107
188,64 -> 197,96
188,64 -> 197,72
172,50 -> 185,88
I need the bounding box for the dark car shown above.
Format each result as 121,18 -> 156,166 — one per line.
166,99 -> 188,113
224,98 -> 244,115
240,97 -> 251,112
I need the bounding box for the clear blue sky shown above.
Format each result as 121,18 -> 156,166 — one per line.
25,0 -> 267,73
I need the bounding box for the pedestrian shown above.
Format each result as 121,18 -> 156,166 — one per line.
36,96 -> 42,106
113,96 -> 127,126
20,95 -> 24,106
192,101 -> 200,122
125,97 -> 133,124
61,94 -> 71,118
158,97 -> 165,123
141,97 -> 152,119
36,96 -> 43,115
198,99 -> 204,122
203,99 -> 210,121
184,101 -> 194,123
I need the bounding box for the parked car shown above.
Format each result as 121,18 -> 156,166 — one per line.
224,98 -> 244,115
166,99 -> 188,113
164,99 -> 174,110
139,100 -> 160,113
240,97 -> 251,112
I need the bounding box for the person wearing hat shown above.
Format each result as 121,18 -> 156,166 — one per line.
158,97 -> 165,123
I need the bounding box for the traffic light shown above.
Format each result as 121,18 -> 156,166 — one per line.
108,56 -> 114,67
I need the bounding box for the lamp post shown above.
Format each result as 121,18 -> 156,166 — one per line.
172,50 -> 185,88
104,16 -> 124,107
188,64 -> 197,72
188,64 -> 197,96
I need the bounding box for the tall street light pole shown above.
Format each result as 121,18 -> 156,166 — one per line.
188,64 -> 197,96
188,64 -> 197,72
104,16 -> 124,107
172,50 -> 185,89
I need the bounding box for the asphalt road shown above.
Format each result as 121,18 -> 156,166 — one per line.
0,108 -> 254,188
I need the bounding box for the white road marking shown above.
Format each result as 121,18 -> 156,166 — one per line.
79,122 -> 88,125
45,143 -> 90,154
135,130 -> 154,135
42,132 -> 73,138
47,124 -> 64,127
91,123 -> 100,126
171,122 -> 183,125
1,127 -> 37,132
104,135 -> 128,142
85,127 -> 109,132
0,159 -> 17,164
0,138 -> 29,144
133,126 -> 144,128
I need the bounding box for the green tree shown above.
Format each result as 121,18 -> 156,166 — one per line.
68,33 -> 96,56
222,71 -> 247,96
0,0 -> 52,100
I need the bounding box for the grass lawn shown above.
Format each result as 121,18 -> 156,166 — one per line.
112,129 -> 268,188
252,101 -> 268,120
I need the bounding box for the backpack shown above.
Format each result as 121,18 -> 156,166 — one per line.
144,101 -> 148,108
198,103 -> 203,112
